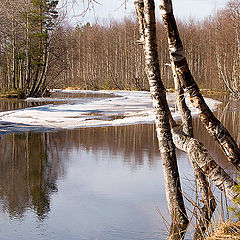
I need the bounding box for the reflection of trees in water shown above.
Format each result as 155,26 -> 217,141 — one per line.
0,133 -> 61,220
0,92 -> 114,112
0,99 -> 41,112
56,124 -> 160,169
0,100 -> 238,220
0,124 -> 162,220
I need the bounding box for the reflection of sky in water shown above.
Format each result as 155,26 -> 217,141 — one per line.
0,125 -> 197,240
0,127 -> 168,240
49,150 -> 168,240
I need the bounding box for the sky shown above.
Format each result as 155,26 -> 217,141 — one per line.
66,0 -> 229,25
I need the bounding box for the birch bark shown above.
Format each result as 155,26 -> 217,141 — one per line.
135,1 -> 189,239
159,0 -> 240,170
172,127 -> 239,207
135,2 -> 240,239
171,62 -> 193,137
171,64 -> 216,239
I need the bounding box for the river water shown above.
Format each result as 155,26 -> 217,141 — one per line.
0,93 -> 239,240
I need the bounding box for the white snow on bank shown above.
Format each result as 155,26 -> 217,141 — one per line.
0,90 -> 221,134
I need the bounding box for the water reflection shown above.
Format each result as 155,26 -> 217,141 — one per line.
0,98 -> 238,240
0,91 -> 113,112
0,98 -> 42,112
0,133 -> 60,220
0,124 -> 187,224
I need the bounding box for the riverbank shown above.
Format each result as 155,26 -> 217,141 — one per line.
207,221 -> 240,239
0,89 -> 25,99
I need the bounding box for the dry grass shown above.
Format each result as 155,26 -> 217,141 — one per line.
200,89 -> 229,96
166,88 -> 228,95
64,86 -> 81,90
206,221 -> 240,239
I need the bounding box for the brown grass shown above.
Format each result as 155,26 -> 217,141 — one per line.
64,86 -> 81,90
200,89 -> 229,96
206,221 -> 240,239
165,88 -> 228,95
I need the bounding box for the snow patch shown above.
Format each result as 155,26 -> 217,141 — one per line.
0,90 -> 221,134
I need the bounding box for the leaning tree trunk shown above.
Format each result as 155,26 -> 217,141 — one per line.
172,126 -> 239,208
135,1 -> 189,239
159,0 -> 240,170
172,64 -> 216,239
171,62 -> 193,137
33,45 -> 49,96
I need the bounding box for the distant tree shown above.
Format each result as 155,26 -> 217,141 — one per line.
0,0 -> 59,97
215,0 -> 240,99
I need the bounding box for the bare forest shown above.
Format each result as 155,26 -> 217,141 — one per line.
0,0 -> 240,98
0,1 -> 240,239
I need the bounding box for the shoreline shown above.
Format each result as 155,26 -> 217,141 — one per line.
0,90 -> 222,135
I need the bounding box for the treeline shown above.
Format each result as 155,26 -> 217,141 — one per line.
0,0 -> 240,97
0,0 -> 59,97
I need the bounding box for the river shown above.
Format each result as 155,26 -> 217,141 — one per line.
0,92 -> 239,240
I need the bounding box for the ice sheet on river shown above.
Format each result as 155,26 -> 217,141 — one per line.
0,90 -> 221,134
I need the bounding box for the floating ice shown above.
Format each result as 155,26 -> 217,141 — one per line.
0,90 -> 221,134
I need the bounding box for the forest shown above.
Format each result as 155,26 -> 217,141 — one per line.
0,0 -> 240,98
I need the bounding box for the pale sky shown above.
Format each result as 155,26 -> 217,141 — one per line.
67,0 -> 229,25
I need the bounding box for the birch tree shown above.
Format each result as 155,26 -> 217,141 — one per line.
0,0 -> 59,97
135,1 -> 240,239
134,1 -> 189,239
159,0 -> 240,169
170,63 -> 216,239
216,0 -> 240,99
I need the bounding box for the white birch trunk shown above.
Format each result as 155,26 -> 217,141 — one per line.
135,1 -> 189,239
159,0 -> 240,170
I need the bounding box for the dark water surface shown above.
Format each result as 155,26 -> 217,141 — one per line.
0,91 -> 113,112
0,95 -> 239,240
